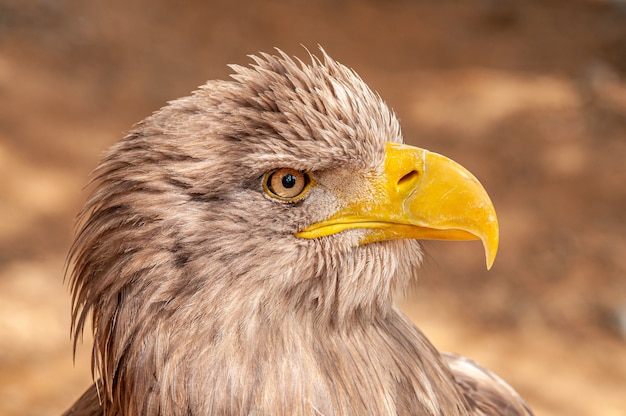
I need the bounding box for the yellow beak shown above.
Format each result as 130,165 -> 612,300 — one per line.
296,143 -> 499,269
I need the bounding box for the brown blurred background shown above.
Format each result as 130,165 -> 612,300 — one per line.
1,0 -> 625,415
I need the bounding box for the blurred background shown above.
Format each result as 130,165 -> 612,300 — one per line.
1,0 -> 625,414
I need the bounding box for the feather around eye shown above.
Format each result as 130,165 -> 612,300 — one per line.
263,168 -> 312,202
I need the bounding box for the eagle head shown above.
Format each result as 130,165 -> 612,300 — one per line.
67,49 -> 503,415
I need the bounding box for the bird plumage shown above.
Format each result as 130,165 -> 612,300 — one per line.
64,49 -> 532,415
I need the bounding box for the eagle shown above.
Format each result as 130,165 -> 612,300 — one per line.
63,49 -> 533,416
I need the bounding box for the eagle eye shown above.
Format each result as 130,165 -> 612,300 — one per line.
263,168 -> 311,202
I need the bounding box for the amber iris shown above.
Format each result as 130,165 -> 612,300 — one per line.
263,168 -> 311,201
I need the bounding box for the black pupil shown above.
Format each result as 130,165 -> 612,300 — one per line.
282,173 -> 297,188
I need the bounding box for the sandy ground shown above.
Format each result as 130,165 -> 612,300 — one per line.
1,0 -> 625,415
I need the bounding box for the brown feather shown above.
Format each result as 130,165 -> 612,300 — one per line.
64,48 -> 533,415
443,353 -> 533,415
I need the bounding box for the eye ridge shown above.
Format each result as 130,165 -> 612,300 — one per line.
263,168 -> 311,202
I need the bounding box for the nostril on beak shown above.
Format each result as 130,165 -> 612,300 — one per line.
398,170 -> 419,187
